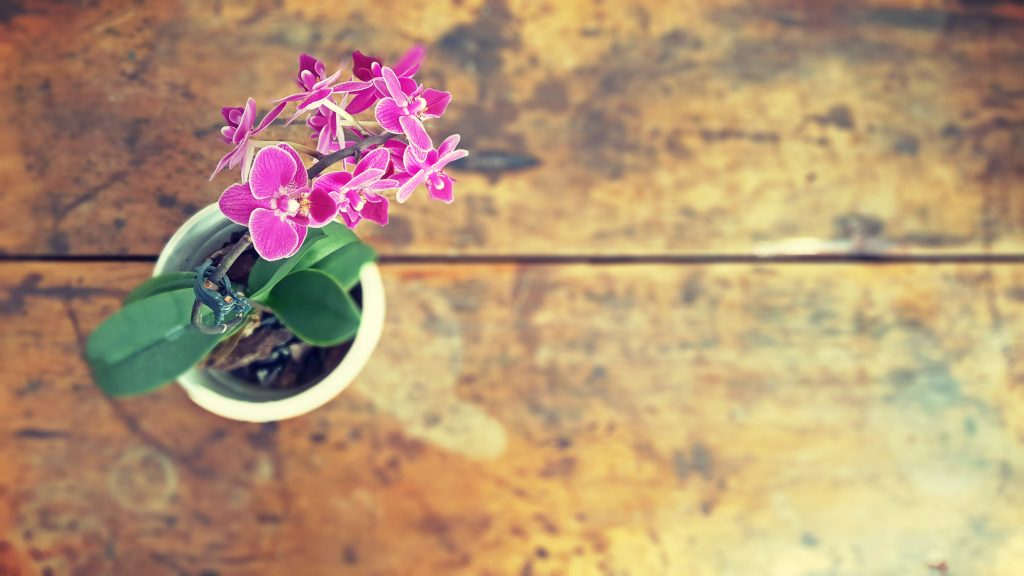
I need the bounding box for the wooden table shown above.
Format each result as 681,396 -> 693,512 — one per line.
2,1 -> 1023,574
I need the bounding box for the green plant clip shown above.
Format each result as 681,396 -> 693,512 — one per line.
193,259 -> 253,327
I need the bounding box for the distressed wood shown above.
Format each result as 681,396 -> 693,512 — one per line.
0,0 -> 1022,256
2,262 -> 1023,575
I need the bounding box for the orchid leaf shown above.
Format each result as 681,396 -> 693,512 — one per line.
247,224 -> 357,301
263,269 -> 361,346
312,242 -> 377,290
87,288 -> 226,396
123,272 -> 195,305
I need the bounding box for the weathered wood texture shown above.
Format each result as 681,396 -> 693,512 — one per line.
2,262 -> 1023,575
0,0 -> 1022,256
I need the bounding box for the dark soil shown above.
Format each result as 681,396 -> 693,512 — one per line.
199,230 -> 359,391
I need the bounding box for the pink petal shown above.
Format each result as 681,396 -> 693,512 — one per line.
421,89 -> 451,118
345,89 -> 378,115
380,66 -> 406,101
239,98 -> 257,130
297,88 -> 333,112
277,144 -> 308,188
347,168 -> 384,190
249,146 -> 296,199
374,98 -> 404,134
354,148 -> 390,175
316,123 -> 337,155
312,171 -> 353,193
219,183 -> 269,225
340,209 -> 361,229
400,116 -> 432,151
394,45 -> 426,77
360,195 -> 389,226
435,148 -> 469,170
437,134 -> 461,157
402,139 -> 428,170
305,187 -> 339,227
255,101 -> 287,132
428,173 -> 454,203
335,81 -> 371,92
210,149 -> 236,181
367,178 -> 399,192
396,169 -> 428,203
249,208 -> 302,261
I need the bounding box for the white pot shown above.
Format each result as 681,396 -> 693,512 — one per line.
153,203 -> 385,422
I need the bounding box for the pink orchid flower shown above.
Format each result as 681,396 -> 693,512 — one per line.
218,144 -> 337,261
394,135 -> 468,203
307,104 -> 341,154
344,46 -> 424,115
311,148 -> 398,229
277,53 -> 346,125
211,98 -> 285,181
373,66 -> 451,151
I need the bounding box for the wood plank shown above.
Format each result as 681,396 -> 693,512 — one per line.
2,261 -> 1023,574
0,0 -> 1021,256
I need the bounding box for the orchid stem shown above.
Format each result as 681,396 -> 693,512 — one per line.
306,133 -> 398,179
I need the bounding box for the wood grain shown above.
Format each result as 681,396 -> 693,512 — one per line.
0,0 -> 1021,256
2,261 -> 1023,575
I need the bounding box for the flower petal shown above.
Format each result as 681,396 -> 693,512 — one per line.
345,89 -> 378,115
380,66 -> 406,101
249,146 -> 296,199
312,171 -> 353,193
347,167 -> 384,190
428,173 -> 454,203
421,89 -> 451,118
277,144 -> 308,188
210,148 -> 236,181
239,98 -> 257,130
437,134 -> 461,157
219,183 -> 268,224
396,169 -> 428,203
435,148 -> 469,170
305,187 -> 339,227
249,208 -> 302,261
255,101 -> 287,132
354,147 -> 390,176
374,98 -> 404,134
367,178 -> 399,192
394,45 -> 426,77
400,116 -> 433,151
402,139 -> 428,170
360,194 -> 389,226
335,80 -> 371,92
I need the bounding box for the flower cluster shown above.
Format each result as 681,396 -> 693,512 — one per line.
212,47 -> 467,261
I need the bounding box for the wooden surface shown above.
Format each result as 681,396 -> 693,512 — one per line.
2,0 -> 1024,575
3,262 -> 1024,575
0,0 -> 1022,256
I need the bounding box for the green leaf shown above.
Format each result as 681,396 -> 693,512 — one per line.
87,289 -> 226,396
321,221 -> 358,243
247,227 -> 357,301
123,272 -> 195,305
264,269 -> 361,346
312,242 -> 377,290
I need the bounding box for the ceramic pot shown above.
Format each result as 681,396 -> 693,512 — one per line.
153,203 -> 385,422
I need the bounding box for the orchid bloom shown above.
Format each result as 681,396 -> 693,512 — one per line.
211,98 -> 284,181
311,148 -> 397,228
345,46 -> 424,115
394,135 -> 468,203
374,66 -> 450,151
277,53 -> 346,124
218,145 -> 337,260
307,104 -> 341,155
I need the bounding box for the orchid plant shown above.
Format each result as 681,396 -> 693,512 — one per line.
86,47 -> 466,396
